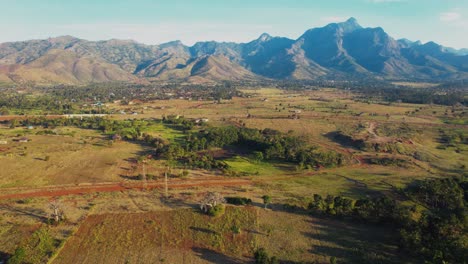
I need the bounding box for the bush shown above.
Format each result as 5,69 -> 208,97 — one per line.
225,197 -> 252,205
254,248 -> 278,264
208,204 -> 225,217
7,247 -> 26,264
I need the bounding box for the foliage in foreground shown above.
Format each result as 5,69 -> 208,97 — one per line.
305,177 -> 467,264
8,227 -> 58,264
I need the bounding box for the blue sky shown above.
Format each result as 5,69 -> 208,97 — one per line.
1,0 -> 467,48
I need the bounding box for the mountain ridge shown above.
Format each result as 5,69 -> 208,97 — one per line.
0,18 -> 467,85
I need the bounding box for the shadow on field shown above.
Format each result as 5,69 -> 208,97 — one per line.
192,247 -> 244,264
189,226 -> 218,235
0,251 -> 11,264
0,251 -> 11,262
0,204 -> 49,223
303,218 -> 399,264
159,197 -> 199,209
119,175 -> 138,180
324,131 -> 361,150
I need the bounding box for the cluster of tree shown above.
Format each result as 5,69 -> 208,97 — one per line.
305,177 -> 467,263
0,82 -> 244,115
439,128 -> 467,147
162,115 -> 196,131
0,93 -> 76,114
141,133 -> 167,154
380,87 -> 466,106
269,78 -> 467,106
183,152 -> 229,170
43,82 -> 242,102
308,194 -> 409,224
13,117 -> 345,169
225,197 -> 252,205
16,117 -> 151,140
192,126 -> 346,168
199,192 -> 226,217
399,177 -> 467,263
160,143 -> 228,170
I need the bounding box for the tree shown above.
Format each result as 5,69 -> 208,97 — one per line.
231,225 -> 241,238
200,192 -> 226,214
254,248 -> 278,264
254,248 -> 269,264
252,151 -> 264,163
49,199 -> 65,223
262,195 -> 271,209
9,119 -> 19,128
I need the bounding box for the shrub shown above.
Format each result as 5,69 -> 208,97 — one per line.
7,247 -> 26,264
225,197 -> 252,205
254,248 -> 278,264
208,204 -> 225,217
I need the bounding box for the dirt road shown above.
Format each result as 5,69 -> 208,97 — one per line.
0,178 -> 251,200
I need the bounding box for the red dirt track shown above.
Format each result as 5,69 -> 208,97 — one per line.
0,178 -> 251,200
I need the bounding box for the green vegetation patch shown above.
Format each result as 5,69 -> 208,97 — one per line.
224,156 -> 285,176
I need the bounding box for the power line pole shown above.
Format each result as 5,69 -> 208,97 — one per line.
142,160 -> 147,190
164,169 -> 168,199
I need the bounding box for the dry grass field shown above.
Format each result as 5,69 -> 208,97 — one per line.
0,126 -> 146,188
0,87 -> 466,263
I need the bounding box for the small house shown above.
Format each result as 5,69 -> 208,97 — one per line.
27,126 -> 34,130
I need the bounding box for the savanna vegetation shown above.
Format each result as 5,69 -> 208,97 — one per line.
0,81 -> 466,264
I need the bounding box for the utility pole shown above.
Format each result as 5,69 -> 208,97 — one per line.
164,169 -> 168,199
142,159 -> 147,190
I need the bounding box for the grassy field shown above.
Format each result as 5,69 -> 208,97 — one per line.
0,126 -> 146,188
0,87 -> 465,191
48,205 -> 405,264
53,206 -> 257,264
0,87 -> 466,263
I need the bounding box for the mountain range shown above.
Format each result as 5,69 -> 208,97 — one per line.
1,18 -> 467,85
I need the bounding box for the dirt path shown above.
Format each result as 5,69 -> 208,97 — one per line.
367,122 -> 378,137
0,178 -> 251,200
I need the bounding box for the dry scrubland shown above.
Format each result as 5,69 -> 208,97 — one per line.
0,87 -> 466,263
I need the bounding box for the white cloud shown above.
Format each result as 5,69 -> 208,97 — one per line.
439,10 -> 468,33
440,12 -> 462,22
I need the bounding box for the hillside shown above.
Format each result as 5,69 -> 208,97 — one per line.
0,18 -> 467,85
